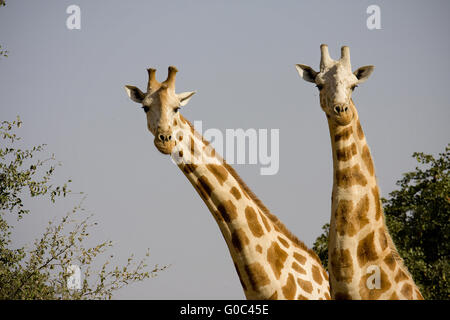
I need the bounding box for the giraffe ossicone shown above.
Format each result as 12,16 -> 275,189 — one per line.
296,44 -> 423,300
125,66 -> 331,300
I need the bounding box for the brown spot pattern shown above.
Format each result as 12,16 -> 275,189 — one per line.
336,143 -> 357,162
356,120 -> 364,140
293,252 -> 307,265
357,231 -> 379,267
378,228 -> 388,251
259,212 -> 272,232
245,206 -> 265,238
322,269 -> 329,282
206,164 -> 228,186
230,187 -> 241,200
297,294 -> 308,300
361,145 -> 375,176
282,273 -> 296,300
354,195 -> 370,229
217,200 -> 238,222
255,244 -> 263,253
335,199 -> 356,237
383,254 -> 396,271
204,144 -> 215,158
244,262 -> 270,291
334,126 -> 353,142
330,248 -> 354,283
394,269 -> 409,283
372,187 -> 382,221
334,195 -> 369,237
267,242 -> 288,279
231,228 -> 249,252
210,208 -> 223,222
297,278 -> 313,294
311,265 -> 323,285
278,236 -> 289,248
183,163 -> 198,174
401,283 -> 413,299
190,136 -> 197,157
335,164 -> 368,188
196,175 -> 213,200
268,291 -> 278,300
291,262 -> 306,275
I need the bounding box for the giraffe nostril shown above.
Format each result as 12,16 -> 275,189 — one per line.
159,134 -> 165,141
334,106 -> 341,114
344,106 -> 348,112
168,135 -> 172,141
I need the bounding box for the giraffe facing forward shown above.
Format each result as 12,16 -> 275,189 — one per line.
296,45 -> 423,300
125,66 -> 330,300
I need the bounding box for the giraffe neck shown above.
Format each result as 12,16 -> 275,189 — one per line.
169,114 -> 330,300
326,100 -> 423,300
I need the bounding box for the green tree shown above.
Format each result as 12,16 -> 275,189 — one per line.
313,144 -> 450,300
0,45 -> 7,58
0,118 -> 166,299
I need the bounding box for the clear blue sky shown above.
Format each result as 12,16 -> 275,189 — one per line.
0,0 -> 449,299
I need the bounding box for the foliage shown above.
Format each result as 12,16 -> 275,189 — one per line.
312,223 -> 329,270
0,118 -> 166,299
0,45 -> 7,58
313,144 -> 450,300
382,145 -> 449,299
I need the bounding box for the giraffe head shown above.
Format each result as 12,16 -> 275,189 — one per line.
125,66 -> 196,154
296,44 -> 374,126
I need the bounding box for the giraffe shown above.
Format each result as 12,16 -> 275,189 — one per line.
295,45 -> 423,300
125,66 -> 330,300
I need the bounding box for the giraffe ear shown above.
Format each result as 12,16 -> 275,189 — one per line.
177,91 -> 196,107
125,85 -> 145,103
354,66 -> 374,84
295,64 -> 318,83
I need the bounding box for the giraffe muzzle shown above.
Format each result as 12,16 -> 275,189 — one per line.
158,133 -> 172,142
333,105 -> 348,114
154,129 -> 176,155
332,104 -> 353,126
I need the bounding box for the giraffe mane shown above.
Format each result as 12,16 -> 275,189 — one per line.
351,114 -> 411,278
383,214 -> 411,277
182,116 -> 324,266
222,162 -> 324,266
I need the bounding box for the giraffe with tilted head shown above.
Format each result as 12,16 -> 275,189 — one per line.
125,66 -> 330,300
295,45 -> 423,300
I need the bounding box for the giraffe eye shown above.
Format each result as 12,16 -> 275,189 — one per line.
142,106 -> 149,113
316,84 -> 323,90
351,85 -> 358,91
174,107 -> 180,113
